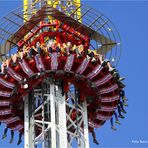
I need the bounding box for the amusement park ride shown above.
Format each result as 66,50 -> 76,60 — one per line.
0,0 -> 128,147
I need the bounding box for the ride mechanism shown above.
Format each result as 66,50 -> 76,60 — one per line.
0,0 -> 128,147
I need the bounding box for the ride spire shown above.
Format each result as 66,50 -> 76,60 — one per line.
0,0 -> 127,147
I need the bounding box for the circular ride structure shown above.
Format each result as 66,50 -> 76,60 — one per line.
0,0 -> 127,147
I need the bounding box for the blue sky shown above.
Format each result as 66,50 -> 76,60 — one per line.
0,0 -> 148,148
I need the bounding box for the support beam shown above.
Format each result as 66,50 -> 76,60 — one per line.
50,84 -> 57,148
83,100 -> 90,148
24,95 -> 29,148
58,93 -> 68,148
24,93 -> 35,148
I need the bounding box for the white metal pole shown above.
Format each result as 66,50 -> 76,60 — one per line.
83,100 -> 90,148
50,84 -> 57,148
42,86 -> 46,148
58,92 -> 68,148
24,95 -> 29,148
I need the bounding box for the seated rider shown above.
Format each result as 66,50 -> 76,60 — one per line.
71,44 -> 77,54
120,89 -> 128,101
40,43 -> 48,56
0,61 -> 7,75
46,39 -> 55,54
62,43 -> 68,56
76,44 -> 84,58
56,43 -> 61,54
17,132 -> 22,145
2,126 -> 8,139
89,127 -> 99,145
20,43 -> 29,60
9,130 -> 14,144
87,49 -> 96,62
110,112 -> 120,131
36,42 -> 42,55
118,104 -> 125,119
11,53 -> 18,66
0,56 -> 10,75
93,50 -> 116,72
66,42 -> 72,56
29,42 -> 41,58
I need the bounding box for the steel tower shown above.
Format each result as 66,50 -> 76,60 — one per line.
0,0 -> 127,148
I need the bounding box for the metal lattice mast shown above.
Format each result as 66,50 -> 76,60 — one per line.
24,78 -> 90,148
24,0 -> 89,148
0,0 -> 125,147
23,1 -> 90,148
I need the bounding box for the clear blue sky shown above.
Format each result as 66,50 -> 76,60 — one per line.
0,0 -> 148,148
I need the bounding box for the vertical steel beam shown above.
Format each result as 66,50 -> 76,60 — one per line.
24,95 -> 29,148
24,93 -> 35,148
42,83 -> 46,148
83,100 -> 90,148
29,92 -> 35,148
50,84 -> 57,148
58,92 -> 68,148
